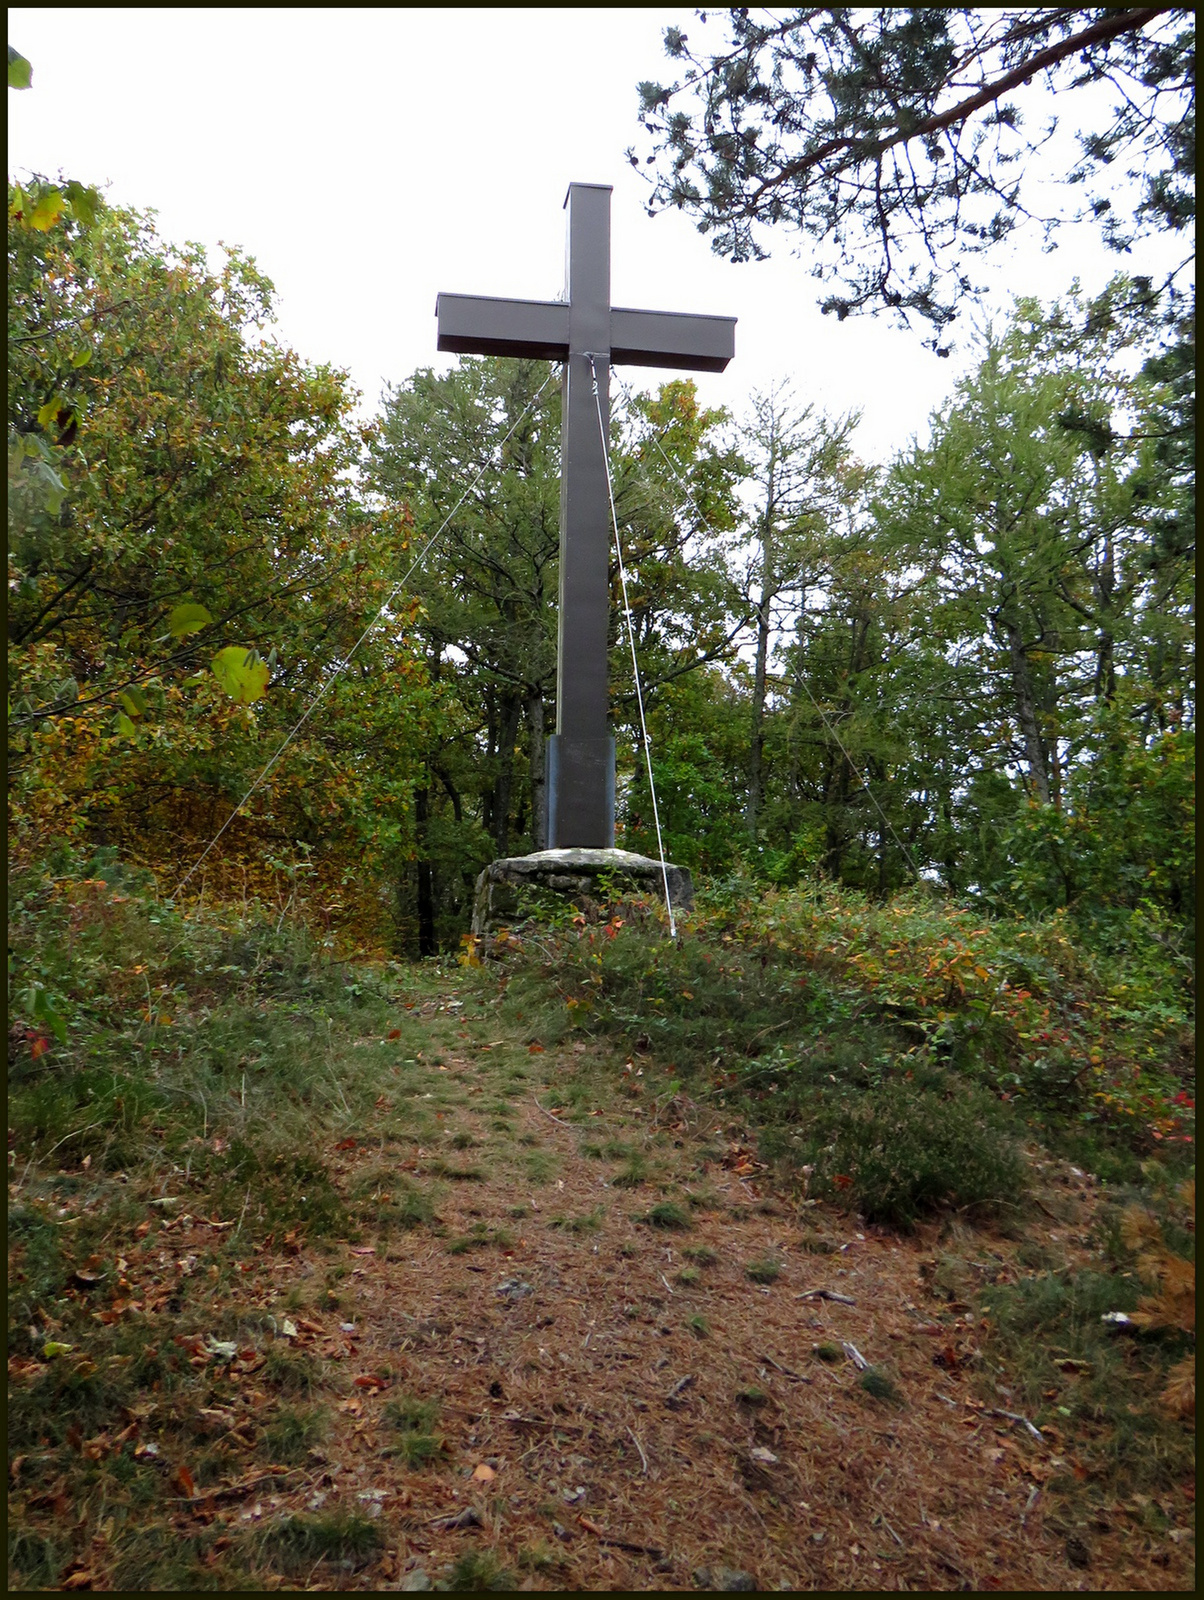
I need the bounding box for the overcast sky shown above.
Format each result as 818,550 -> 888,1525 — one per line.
9,8 -> 1185,463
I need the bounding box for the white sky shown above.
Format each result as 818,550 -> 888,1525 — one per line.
8,7 -> 1188,464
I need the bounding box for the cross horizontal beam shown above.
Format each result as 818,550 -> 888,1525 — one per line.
436,293 -> 735,372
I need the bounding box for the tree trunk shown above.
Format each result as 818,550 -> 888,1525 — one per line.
1002,614 -> 1052,805
746,588 -> 771,836
415,784 -> 436,957
526,688 -> 547,851
491,693 -> 523,857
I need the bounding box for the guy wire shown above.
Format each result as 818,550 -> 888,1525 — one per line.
587,355 -> 678,937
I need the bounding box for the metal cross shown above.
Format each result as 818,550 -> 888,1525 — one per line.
436,182 -> 735,848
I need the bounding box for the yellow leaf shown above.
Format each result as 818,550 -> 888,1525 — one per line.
210,645 -> 270,703
29,189 -> 67,231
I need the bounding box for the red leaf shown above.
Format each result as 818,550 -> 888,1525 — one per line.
171,1463 -> 196,1498
387,1029 -> 402,1040
833,1174 -> 853,1190
30,1036 -> 51,1060
335,1137 -> 358,1151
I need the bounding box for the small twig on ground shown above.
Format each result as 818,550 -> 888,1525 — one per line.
989,1406 -> 1045,1441
842,1341 -> 869,1370
665,1373 -> 695,1402
759,1353 -> 813,1384
659,1272 -> 675,1295
794,1287 -> 857,1305
1020,1484 -> 1040,1525
232,1186 -> 252,1242
532,1096 -> 573,1127
876,1514 -> 905,1547
626,1425 -> 650,1475
578,1514 -> 663,1558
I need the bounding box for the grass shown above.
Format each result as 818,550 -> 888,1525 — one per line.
610,1154 -> 650,1188
261,1403 -> 330,1463
548,1206 -> 605,1233
260,1343 -> 328,1396
859,1366 -> 904,1405
687,1314 -> 710,1339
443,1549 -> 516,1591
448,1224 -> 513,1254
5,854 -> 476,1591
256,1511 -> 382,1575
682,1245 -> 719,1266
745,1256 -> 782,1284
484,881 -> 1193,1210
386,1431 -> 444,1467
638,1201 -> 691,1230
385,1394 -> 440,1432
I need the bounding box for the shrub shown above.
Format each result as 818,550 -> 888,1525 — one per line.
801,1077 -> 1027,1227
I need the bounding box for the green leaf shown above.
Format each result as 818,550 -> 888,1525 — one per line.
8,47 -> 32,90
36,397 -> 62,430
167,601 -> 214,639
119,687 -> 148,717
63,180 -> 99,228
29,189 -> 67,232
211,645 -> 270,703
115,711 -> 137,737
31,987 -> 68,1044
71,348 -> 93,368
43,1342 -> 75,1359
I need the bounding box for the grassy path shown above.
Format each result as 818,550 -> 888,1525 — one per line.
9,963 -> 1192,1591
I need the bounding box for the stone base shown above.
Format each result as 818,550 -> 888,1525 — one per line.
471,848 -> 694,936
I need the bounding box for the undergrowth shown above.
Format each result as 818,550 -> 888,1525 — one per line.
7,845 -> 456,1592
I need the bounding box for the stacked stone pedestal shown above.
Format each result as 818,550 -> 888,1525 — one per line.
471,848 -> 693,936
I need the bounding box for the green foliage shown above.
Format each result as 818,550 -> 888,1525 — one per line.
978,1259 -> 1194,1497
8,45 -> 33,89
798,1078 -> 1027,1228
489,870 -> 1192,1208
745,1256 -> 782,1284
256,1512 -> 382,1575
634,10 -> 1193,344
8,196 -> 434,946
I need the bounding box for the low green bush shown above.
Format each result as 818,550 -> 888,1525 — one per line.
799,1077 -> 1028,1227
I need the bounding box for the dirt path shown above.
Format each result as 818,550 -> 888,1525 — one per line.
231,983 -> 1186,1592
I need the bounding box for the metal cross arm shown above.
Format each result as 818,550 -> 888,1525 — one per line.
433,182 -> 734,850
436,293 -> 734,373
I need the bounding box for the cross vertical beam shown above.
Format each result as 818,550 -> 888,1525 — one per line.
435,183 -> 734,851
550,183 -> 615,846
